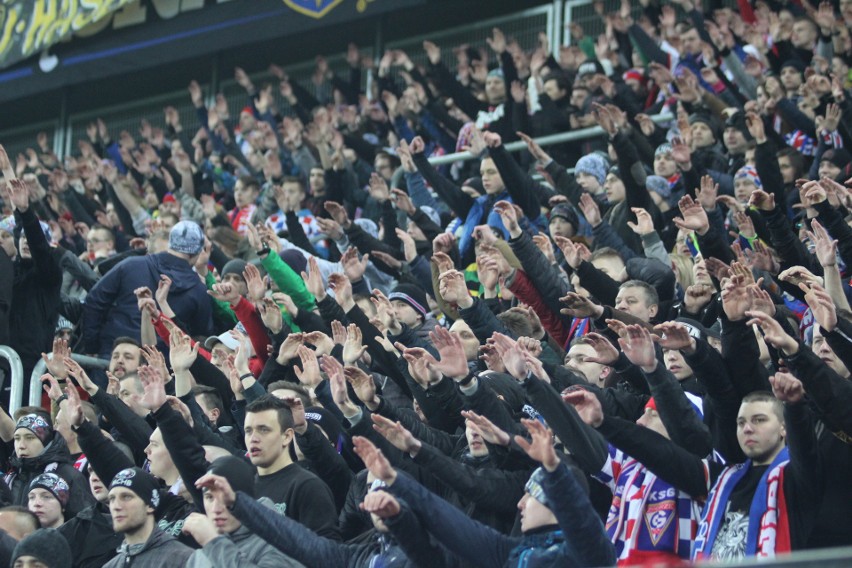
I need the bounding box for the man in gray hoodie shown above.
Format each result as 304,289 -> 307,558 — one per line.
182,456 -> 304,568
103,467 -> 192,568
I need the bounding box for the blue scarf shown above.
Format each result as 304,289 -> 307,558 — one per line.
694,447 -> 790,559
458,192 -> 510,257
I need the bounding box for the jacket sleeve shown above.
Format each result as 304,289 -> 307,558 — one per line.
383,497 -> 458,568
387,470 -> 513,568
411,153 -> 473,219
574,260 -> 621,307
90,390 -> 153,457
487,144 -> 541,219
81,264 -> 123,353
201,534 -> 305,568
260,251 -> 316,311
231,492 -> 351,567
542,461 -> 617,568
17,207 -> 62,287
522,374 -> 610,474
825,316 -> 852,378
505,269 -> 571,346
508,231 -> 571,319
457,297 -> 515,342
783,344 -> 852,436
295,422 -> 353,511
596,415 -> 714,497
153,403 -> 210,508
642,364 -> 713,457
232,297 -> 271,365
721,315 -> 772,399
412,442 -> 527,515
73,419 -> 135,487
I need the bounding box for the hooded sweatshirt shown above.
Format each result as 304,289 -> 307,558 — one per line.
82,252 -> 212,356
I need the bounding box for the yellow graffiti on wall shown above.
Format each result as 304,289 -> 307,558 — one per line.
0,0 -> 134,67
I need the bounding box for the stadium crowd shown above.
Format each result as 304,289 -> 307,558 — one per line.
1,0 -> 852,565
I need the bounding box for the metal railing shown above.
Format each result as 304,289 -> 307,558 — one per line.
427,112 -> 674,166
0,346 -> 24,416
27,354 -> 110,409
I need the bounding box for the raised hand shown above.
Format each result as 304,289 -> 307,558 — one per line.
360,490 -> 401,519
807,218 -> 838,268
438,270 -> 472,307
491,333 -> 527,380
627,208 -> 654,235
341,247 -> 370,283
138,365 -> 167,412
769,371 -> 805,404
243,263 -> 267,302
559,292 -> 604,319
371,414 -> 420,454
302,331 -> 334,357
652,322 -> 697,353
582,332 -> 619,364
195,474 -> 236,509
258,297 -> 284,334
42,337 -> 70,380
745,309 -> 799,355
674,195 -> 709,235
328,273 -> 354,309
277,333 -> 304,365
343,324 -> 367,364
65,357 -> 98,395
169,329 -> 199,372
461,410 -> 511,447
301,256 -> 326,301
353,435 -> 397,484
514,418 -> 559,471
41,374 -> 63,403
293,345 -> 322,388
425,326 -> 469,379
618,324 -> 658,372
493,200 -> 520,237
800,282 -> 838,332
345,366 -> 379,409
562,388 -> 604,427
209,282 -> 240,306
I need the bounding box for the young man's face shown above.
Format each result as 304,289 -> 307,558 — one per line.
203,489 -> 241,534
13,428 -> 44,459
144,428 -> 175,482
0,230 -> 17,258
88,466 -> 109,503
309,168 -> 326,195
464,422 -> 489,458
813,326 -> 851,378
391,300 -> 422,328
517,493 -> 557,533
664,348 -> 693,380
691,122 -> 715,148
737,400 -> 785,464
574,171 -> 601,193
449,320 -> 480,361
221,272 -> 249,297
109,487 -> 151,535
281,181 -> 306,211
549,216 -> 575,239
479,158 -> 505,195
118,377 -> 147,417
28,488 -> 63,528
777,156 -> 796,184
565,343 -> 610,387
654,152 -> 678,178
109,343 -> 141,378
244,409 -> 292,469
233,180 -> 259,208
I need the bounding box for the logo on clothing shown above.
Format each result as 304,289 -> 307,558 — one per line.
644,500 -> 676,546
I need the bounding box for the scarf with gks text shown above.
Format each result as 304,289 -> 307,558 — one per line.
693,447 -> 791,560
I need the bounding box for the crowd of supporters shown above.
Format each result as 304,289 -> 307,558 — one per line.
0,0 -> 851,565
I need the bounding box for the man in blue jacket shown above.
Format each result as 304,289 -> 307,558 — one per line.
82,221 -> 212,369
350,424 -> 616,568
